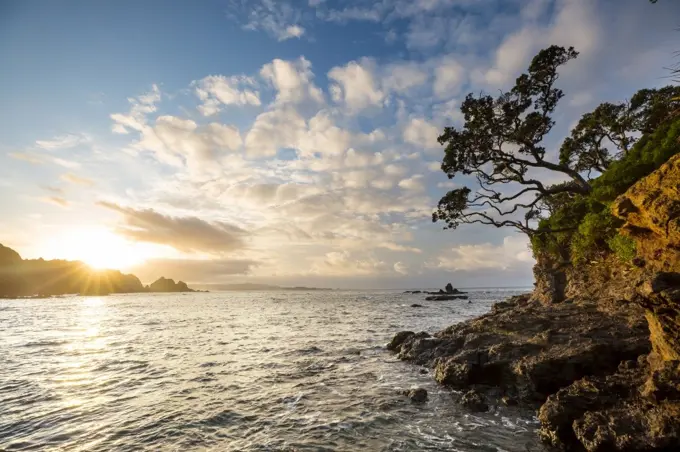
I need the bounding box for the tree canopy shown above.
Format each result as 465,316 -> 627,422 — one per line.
433,45 -> 680,248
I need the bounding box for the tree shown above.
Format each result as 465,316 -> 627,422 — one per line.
433,43 -> 680,238
433,46 -> 590,236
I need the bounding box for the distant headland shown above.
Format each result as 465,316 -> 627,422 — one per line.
0,243 -> 197,298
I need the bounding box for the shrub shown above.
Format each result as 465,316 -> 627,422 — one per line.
607,234 -> 637,262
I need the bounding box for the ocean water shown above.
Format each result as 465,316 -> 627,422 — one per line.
0,289 -> 543,451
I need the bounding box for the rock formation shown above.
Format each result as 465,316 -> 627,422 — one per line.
148,277 -> 194,293
389,154 -> 680,451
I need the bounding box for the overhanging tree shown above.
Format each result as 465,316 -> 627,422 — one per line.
433,45 -> 680,238
433,46 -> 590,236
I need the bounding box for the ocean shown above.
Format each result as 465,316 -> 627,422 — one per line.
0,289 -> 544,451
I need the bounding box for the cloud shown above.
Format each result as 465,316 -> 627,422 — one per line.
244,107 -> 305,157
98,202 -> 248,254
398,174 -> 425,192
328,58 -> 384,112
61,173 -> 95,186
42,196 -> 70,207
311,250 -> 387,276
260,57 -> 324,105
133,115 -> 242,167
433,57 -> 466,99
35,134 -> 89,150
235,0 -> 306,41
41,185 -> 64,194
432,235 -> 535,271
402,118 -> 441,149
9,152 -> 81,169
193,75 -> 261,116
9,152 -> 44,164
110,84 -> 161,134
382,62 -> 429,94
130,258 -> 258,283
394,261 -> 409,275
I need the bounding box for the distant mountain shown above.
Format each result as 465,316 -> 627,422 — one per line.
0,243 -> 195,298
193,283 -> 332,291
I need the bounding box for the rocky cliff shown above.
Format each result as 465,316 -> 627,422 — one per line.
390,154 -> 680,451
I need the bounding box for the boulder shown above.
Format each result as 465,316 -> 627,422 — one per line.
402,388 -> 428,403
460,389 -> 489,412
387,331 -> 415,352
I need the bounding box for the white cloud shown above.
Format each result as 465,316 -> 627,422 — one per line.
433,57 -> 465,99
398,174 -> 425,192
110,84 -> 161,134
193,75 -> 261,116
281,24 -> 305,40
328,58 -> 384,112
238,0 -> 306,41
433,235 -> 535,271
260,57 -> 324,105
382,62 -> 429,94
403,118 -> 441,149
244,108 -> 305,157
35,134 -> 89,150
136,115 -> 242,166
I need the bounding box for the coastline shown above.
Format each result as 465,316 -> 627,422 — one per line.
388,154 -> 680,451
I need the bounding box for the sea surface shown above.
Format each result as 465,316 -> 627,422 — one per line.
0,289 -> 544,451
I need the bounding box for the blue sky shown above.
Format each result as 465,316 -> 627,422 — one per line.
1,0 -> 679,288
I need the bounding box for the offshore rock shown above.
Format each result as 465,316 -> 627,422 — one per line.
425,295 -> 468,301
402,388 -> 428,403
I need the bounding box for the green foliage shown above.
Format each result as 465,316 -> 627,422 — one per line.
607,234 -> 637,262
532,115 -> 680,263
591,119 -> 680,203
570,209 -> 623,263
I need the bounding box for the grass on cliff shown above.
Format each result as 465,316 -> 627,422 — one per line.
532,117 -> 680,263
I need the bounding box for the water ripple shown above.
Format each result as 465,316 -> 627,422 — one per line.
0,289 -> 543,451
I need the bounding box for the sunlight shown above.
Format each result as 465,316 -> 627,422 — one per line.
48,227 -> 149,270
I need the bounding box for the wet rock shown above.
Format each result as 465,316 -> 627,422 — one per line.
501,395 -> 518,406
387,331 -> 414,352
419,368 -> 429,374
425,295 -> 468,301
397,333 -> 437,364
460,389 -> 488,412
403,387 -> 428,403
410,303 -> 424,308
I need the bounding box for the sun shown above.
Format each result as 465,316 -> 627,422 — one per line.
51,227 -> 148,270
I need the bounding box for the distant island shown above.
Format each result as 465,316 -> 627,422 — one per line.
0,243 -> 196,298
192,283 -> 332,291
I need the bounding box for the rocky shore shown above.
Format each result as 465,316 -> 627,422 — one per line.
390,154 -> 680,450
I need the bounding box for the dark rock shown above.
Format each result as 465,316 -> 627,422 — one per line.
501,395 -> 518,406
403,388 -> 428,403
419,368 -> 429,374
411,303 -> 424,308
387,331 -> 415,352
149,277 -> 195,293
460,389 -> 489,412
445,283 -> 454,293
425,295 -> 468,301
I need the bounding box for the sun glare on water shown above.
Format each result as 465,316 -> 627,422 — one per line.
50,227 -> 149,270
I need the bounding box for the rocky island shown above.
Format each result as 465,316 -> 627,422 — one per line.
390,45 -> 680,451
0,244 -> 196,297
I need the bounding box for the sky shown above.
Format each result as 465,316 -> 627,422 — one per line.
1,0 -> 679,289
